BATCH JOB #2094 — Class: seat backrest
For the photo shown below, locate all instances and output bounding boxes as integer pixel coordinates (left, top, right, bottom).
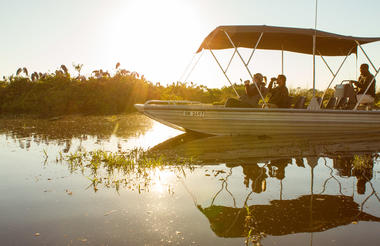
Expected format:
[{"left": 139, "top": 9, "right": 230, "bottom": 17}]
[{"left": 294, "top": 96, "right": 306, "bottom": 109}]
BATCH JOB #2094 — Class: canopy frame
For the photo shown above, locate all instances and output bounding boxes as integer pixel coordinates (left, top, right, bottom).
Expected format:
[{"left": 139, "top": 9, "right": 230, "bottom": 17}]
[
  {"left": 195, "top": 25, "right": 380, "bottom": 110},
  {"left": 223, "top": 30, "right": 268, "bottom": 107},
  {"left": 197, "top": 25, "right": 380, "bottom": 56},
  {"left": 207, "top": 42, "right": 240, "bottom": 97},
  {"left": 318, "top": 48, "right": 353, "bottom": 108}
]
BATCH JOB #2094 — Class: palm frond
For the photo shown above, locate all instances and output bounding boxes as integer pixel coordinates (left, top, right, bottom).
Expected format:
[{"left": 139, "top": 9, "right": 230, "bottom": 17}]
[
  {"left": 16, "top": 68, "right": 22, "bottom": 75},
  {"left": 61, "top": 65, "right": 68, "bottom": 74}
]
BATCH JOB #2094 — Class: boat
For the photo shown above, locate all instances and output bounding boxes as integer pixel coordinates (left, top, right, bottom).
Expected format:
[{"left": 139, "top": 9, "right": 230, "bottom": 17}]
[{"left": 135, "top": 25, "right": 380, "bottom": 136}]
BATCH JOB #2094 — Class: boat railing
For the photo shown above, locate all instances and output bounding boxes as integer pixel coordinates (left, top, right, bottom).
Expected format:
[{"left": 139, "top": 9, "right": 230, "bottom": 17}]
[
  {"left": 144, "top": 100, "right": 201, "bottom": 105},
  {"left": 339, "top": 79, "right": 356, "bottom": 85}
]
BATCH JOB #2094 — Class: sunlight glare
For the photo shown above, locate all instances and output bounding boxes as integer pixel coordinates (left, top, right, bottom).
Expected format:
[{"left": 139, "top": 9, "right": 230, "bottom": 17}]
[
  {"left": 106, "top": 0, "right": 201, "bottom": 84},
  {"left": 151, "top": 168, "right": 173, "bottom": 194},
  {"left": 127, "top": 120, "right": 182, "bottom": 150}
]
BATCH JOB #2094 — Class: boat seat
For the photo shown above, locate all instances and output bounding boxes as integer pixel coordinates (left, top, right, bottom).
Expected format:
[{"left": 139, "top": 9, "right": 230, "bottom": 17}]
[
  {"left": 294, "top": 96, "right": 306, "bottom": 109},
  {"left": 357, "top": 101, "right": 374, "bottom": 110},
  {"left": 336, "top": 97, "right": 349, "bottom": 109},
  {"left": 325, "top": 97, "right": 337, "bottom": 109}
]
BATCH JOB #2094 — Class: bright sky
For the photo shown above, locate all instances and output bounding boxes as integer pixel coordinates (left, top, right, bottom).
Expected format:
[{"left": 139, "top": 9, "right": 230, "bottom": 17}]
[{"left": 0, "top": 0, "right": 379, "bottom": 90}]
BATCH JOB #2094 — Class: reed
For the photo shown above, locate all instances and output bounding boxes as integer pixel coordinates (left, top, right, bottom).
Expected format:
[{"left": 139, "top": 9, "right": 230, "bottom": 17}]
[{"left": 60, "top": 148, "right": 196, "bottom": 193}]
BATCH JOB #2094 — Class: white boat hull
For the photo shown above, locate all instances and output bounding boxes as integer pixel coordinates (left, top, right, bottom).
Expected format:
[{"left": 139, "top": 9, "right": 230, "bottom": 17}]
[{"left": 135, "top": 103, "right": 380, "bottom": 136}]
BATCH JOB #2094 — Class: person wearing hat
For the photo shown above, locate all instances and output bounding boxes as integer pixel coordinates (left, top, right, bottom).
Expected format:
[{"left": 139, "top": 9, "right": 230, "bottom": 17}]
[
  {"left": 242, "top": 73, "right": 267, "bottom": 106},
  {"left": 245, "top": 73, "right": 267, "bottom": 98}
]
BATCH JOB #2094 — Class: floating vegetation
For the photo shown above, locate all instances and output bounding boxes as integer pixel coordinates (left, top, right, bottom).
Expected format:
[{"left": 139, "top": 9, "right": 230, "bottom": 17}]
[{"left": 59, "top": 148, "right": 197, "bottom": 193}]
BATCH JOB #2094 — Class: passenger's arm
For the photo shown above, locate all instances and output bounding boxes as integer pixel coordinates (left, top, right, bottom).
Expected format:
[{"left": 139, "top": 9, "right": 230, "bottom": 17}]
[
  {"left": 245, "top": 84, "right": 259, "bottom": 97},
  {"left": 268, "top": 81, "right": 274, "bottom": 92}
]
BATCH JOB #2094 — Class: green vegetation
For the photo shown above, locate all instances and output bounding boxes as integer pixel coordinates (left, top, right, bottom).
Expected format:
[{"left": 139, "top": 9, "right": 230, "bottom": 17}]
[
  {"left": 1, "top": 63, "right": 379, "bottom": 116},
  {"left": 1, "top": 65, "right": 161, "bottom": 116},
  {"left": 59, "top": 148, "right": 196, "bottom": 193}
]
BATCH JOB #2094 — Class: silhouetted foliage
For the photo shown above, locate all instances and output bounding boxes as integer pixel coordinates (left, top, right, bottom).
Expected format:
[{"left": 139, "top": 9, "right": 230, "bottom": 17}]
[{"left": 1, "top": 65, "right": 379, "bottom": 117}]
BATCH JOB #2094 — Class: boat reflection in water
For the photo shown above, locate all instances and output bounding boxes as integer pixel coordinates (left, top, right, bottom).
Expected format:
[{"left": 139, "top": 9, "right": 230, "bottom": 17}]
[{"left": 151, "top": 133, "right": 380, "bottom": 243}]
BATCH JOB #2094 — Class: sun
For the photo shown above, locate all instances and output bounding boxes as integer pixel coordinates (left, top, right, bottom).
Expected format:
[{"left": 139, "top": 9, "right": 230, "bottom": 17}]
[{"left": 104, "top": 0, "right": 202, "bottom": 84}]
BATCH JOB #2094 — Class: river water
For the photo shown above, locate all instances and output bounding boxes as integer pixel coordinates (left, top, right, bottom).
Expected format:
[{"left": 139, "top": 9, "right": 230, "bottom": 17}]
[{"left": 1, "top": 113, "right": 380, "bottom": 246}]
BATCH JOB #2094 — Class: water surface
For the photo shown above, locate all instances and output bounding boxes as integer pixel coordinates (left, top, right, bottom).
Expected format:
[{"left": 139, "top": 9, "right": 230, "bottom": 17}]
[{"left": 1, "top": 113, "right": 380, "bottom": 245}]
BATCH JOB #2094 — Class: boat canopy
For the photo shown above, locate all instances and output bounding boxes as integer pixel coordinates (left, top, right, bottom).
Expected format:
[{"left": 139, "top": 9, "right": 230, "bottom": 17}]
[{"left": 196, "top": 25, "right": 380, "bottom": 56}]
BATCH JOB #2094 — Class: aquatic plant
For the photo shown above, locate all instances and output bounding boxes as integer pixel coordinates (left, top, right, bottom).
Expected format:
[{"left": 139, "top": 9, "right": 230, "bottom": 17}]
[
  {"left": 244, "top": 206, "right": 266, "bottom": 246},
  {"left": 60, "top": 148, "right": 196, "bottom": 193}
]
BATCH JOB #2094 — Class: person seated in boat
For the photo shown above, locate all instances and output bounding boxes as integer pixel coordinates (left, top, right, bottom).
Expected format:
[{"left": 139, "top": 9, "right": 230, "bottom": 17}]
[
  {"left": 267, "top": 74, "right": 290, "bottom": 108},
  {"left": 243, "top": 72, "right": 267, "bottom": 102},
  {"left": 225, "top": 73, "right": 267, "bottom": 108},
  {"left": 351, "top": 63, "right": 376, "bottom": 105}
]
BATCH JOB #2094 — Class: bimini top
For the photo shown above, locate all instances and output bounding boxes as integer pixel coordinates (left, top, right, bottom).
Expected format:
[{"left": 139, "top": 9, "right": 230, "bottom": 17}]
[{"left": 196, "top": 25, "right": 380, "bottom": 56}]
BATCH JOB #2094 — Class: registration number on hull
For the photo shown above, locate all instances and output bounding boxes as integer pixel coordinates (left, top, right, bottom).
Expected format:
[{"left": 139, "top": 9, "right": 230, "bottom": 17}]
[{"left": 183, "top": 111, "right": 205, "bottom": 117}]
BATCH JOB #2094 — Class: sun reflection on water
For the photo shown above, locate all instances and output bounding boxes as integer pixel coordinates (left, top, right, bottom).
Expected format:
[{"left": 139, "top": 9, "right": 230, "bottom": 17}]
[
  {"left": 127, "top": 120, "right": 182, "bottom": 150},
  {"left": 151, "top": 169, "right": 174, "bottom": 194}
]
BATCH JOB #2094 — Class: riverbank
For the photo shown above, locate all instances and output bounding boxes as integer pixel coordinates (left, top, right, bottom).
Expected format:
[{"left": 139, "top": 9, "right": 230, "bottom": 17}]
[
  {"left": 0, "top": 72, "right": 228, "bottom": 117},
  {"left": 2, "top": 68, "right": 379, "bottom": 117}
]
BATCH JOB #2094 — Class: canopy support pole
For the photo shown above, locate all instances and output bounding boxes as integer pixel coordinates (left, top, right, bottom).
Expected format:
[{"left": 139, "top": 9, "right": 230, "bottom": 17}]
[
  {"left": 356, "top": 53, "right": 358, "bottom": 79},
  {"left": 281, "top": 46, "right": 284, "bottom": 74},
  {"left": 313, "top": 39, "right": 316, "bottom": 97},
  {"left": 318, "top": 48, "right": 353, "bottom": 107},
  {"left": 178, "top": 53, "right": 197, "bottom": 82},
  {"left": 183, "top": 49, "right": 204, "bottom": 83},
  {"left": 319, "top": 53, "right": 335, "bottom": 76},
  {"left": 356, "top": 41, "right": 379, "bottom": 72},
  {"left": 223, "top": 30, "right": 268, "bottom": 108},
  {"left": 312, "top": 36, "right": 316, "bottom": 97},
  {"left": 208, "top": 44, "right": 240, "bottom": 97},
  {"left": 354, "top": 66, "right": 380, "bottom": 110},
  {"left": 312, "top": 0, "right": 318, "bottom": 97},
  {"left": 247, "top": 32, "right": 263, "bottom": 66},
  {"left": 224, "top": 49, "right": 237, "bottom": 74}
]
